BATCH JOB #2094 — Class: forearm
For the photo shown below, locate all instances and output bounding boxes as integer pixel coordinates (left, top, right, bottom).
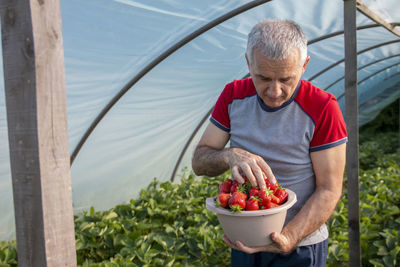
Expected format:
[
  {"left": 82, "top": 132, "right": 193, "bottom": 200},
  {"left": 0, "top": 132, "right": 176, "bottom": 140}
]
[
  {"left": 192, "top": 145, "right": 230, "bottom": 176},
  {"left": 282, "top": 186, "right": 342, "bottom": 245}
]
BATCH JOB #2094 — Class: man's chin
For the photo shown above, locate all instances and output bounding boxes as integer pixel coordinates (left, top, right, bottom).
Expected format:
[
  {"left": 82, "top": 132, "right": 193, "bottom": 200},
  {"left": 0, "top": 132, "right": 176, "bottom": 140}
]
[{"left": 263, "top": 100, "right": 284, "bottom": 108}]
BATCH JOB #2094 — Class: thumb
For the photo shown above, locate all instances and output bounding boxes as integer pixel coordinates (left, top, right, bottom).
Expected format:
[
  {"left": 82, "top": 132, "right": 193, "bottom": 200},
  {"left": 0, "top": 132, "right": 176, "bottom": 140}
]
[
  {"left": 270, "top": 231, "right": 294, "bottom": 253},
  {"left": 270, "top": 232, "right": 285, "bottom": 246}
]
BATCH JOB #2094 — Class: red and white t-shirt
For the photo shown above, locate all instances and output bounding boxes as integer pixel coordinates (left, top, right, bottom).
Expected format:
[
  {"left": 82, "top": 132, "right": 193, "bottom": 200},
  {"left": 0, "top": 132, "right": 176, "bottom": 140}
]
[{"left": 211, "top": 78, "right": 347, "bottom": 245}]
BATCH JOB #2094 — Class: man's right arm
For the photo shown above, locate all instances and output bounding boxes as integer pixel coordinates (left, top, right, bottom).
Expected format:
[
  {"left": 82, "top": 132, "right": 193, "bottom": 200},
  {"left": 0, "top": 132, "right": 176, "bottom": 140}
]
[{"left": 192, "top": 122, "right": 230, "bottom": 176}]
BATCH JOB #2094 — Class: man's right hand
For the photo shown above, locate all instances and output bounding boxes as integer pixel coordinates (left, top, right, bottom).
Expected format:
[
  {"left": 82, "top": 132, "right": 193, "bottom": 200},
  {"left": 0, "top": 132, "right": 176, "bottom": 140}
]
[
  {"left": 192, "top": 122, "right": 276, "bottom": 189},
  {"left": 227, "top": 147, "right": 276, "bottom": 190}
]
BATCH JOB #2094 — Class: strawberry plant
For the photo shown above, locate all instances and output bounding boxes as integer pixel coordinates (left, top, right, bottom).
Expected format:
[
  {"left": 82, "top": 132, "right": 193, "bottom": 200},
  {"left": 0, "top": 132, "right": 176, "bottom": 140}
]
[
  {"left": 327, "top": 131, "right": 400, "bottom": 267},
  {"left": 0, "top": 240, "right": 17, "bottom": 267},
  {"left": 73, "top": 169, "right": 231, "bottom": 266}
]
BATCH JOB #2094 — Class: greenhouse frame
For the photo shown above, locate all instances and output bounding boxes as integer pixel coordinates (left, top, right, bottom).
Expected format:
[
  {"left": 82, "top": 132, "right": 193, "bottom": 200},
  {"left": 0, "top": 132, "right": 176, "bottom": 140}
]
[{"left": 0, "top": 0, "right": 399, "bottom": 266}]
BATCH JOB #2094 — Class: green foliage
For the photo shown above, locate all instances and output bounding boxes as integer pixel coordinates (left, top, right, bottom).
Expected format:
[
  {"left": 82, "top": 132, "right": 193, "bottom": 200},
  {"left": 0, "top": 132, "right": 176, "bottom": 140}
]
[
  {"left": 0, "top": 240, "right": 17, "bottom": 267},
  {"left": 359, "top": 131, "right": 399, "bottom": 170},
  {"left": 72, "top": 169, "right": 231, "bottom": 266},
  {"left": 359, "top": 99, "right": 399, "bottom": 140},
  {"left": 327, "top": 129, "right": 400, "bottom": 266}
]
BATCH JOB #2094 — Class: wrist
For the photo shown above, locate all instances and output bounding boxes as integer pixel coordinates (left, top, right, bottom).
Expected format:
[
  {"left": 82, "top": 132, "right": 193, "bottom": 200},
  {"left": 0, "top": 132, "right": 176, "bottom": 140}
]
[
  {"left": 221, "top": 147, "right": 233, "bottom": 167},
  {"left": 281, "top": 226, "right": 300, "bottom": 248}
]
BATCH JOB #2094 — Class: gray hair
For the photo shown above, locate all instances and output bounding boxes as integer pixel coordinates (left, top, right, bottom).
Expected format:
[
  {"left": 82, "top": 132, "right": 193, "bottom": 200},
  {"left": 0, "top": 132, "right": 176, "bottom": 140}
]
[{"left": 246, "top": 19, "right": 308, "bottom": 66}]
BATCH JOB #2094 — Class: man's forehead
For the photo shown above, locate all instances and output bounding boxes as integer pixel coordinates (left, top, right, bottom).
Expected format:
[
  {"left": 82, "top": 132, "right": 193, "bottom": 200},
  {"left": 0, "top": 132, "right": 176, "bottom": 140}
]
[{"left": 252, "top": 47, "right": 301, "bottom": 62}]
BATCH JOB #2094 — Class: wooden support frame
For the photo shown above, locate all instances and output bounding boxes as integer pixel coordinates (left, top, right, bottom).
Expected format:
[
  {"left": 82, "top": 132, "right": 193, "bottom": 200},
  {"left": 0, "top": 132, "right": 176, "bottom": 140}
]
[
  {"left": 0, "top": 0, "right": 76, "bottom": 266},
  {"left": 344, "top": 0, "right": 361, "bottom": 266},
  {"left": 356, "top": 0, "right": 400, "bottom": 38}
]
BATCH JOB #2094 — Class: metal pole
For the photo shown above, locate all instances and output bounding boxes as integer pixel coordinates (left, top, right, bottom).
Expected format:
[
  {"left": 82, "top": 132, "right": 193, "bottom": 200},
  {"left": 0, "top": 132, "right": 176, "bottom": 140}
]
[{"left": 344, "top": 0, "right": 361, "bottom": 266}]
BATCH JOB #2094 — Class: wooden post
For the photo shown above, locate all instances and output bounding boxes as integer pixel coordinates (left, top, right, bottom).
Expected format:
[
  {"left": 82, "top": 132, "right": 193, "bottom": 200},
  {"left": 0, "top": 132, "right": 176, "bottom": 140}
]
[
  {"left": 343, "top": 0, "right": 361, "bottom": 266},
  {"left": 1, "top": 0, "right": 77, "bottom": 266}
]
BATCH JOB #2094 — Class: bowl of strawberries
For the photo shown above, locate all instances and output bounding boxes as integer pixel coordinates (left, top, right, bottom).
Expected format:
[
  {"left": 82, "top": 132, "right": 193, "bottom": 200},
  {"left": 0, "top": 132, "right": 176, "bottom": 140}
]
[{"left": 206, "top": 177, "right": 297, "bottom": 247}]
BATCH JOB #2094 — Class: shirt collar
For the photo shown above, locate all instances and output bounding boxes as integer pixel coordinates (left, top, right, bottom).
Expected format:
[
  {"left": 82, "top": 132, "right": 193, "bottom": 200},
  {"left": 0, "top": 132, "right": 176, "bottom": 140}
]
[{"left": 257, "top": 81, "right": 301, "bottom": 112}]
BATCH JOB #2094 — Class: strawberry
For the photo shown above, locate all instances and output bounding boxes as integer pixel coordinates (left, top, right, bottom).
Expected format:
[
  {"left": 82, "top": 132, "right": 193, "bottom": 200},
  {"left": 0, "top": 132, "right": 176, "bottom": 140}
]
[
  {"left": 257, "top": 188, "right": 272, "bottom": 208},
  {"left": 269, "top": 194, "right": 281, "bottom": 204},
  {"left": 214, "top": 177, "right": 288, "bottom": 212},
  {"left": 219, "top": 179, "right": 232, "bottom": 193},
  {"left": 269, "top": 202, "right": 280, "bottom": 209},
  {"left": 249, "top": 188, "right": 259, "bottom": 197},
  {"left": 265, "top": 178, "right": 278, "bottom": 193},
  {"left": 230, "top": 180, "right": 240, "bottom": 193},
  {"left": 258, "top": 187, "right": 280, "bottom": 206},
  {"left": 240, "top": 173, "right": 248, "bottom": 182},
  {"left": 274, "top": 186, "right": 288, "bottom": 204},
  {"left": 216, "top": 193, "right": 231, "bottom": 208},
  {"left": 228, "top": 191, "right": 247, "bottom": 212},
  {"left": 245, "top": 196, "right": 261, "bottom": 211}
]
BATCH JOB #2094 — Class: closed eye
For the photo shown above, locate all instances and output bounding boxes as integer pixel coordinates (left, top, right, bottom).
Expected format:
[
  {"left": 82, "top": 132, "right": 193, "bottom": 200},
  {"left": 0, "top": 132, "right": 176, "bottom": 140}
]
[
  {"left": 256, "top": 74, "right": 271, "bottom": 81},
  {"left": 279, "top": 77, "right": 291, "bottom": 83}
]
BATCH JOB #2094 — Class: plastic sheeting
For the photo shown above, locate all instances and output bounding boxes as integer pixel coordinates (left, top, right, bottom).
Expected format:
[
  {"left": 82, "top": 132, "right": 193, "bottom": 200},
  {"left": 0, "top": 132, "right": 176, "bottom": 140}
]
[{"left": 0, "top": 0, "right": 399, "bottom": 240}]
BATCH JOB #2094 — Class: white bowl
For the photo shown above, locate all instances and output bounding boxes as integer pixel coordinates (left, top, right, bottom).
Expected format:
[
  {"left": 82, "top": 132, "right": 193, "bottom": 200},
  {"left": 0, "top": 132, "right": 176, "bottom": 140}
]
[{"left": 206, "top": 189, "right": 297, "bottom": 247}]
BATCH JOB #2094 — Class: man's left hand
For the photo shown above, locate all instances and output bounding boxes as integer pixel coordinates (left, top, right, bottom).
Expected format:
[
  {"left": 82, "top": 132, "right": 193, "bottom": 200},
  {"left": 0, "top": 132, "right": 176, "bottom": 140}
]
[{"left": 222, "top": 231, "right": 296, "bottom": 254}]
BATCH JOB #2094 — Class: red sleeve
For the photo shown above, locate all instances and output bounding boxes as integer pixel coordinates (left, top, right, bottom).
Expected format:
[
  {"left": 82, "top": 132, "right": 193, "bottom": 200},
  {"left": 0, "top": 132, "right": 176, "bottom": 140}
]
[
  {"left": 210, "top": 83, "right": 233, "bottom": 132},
  {"left": 309, "top": 97, "right": 348, "bottom": 152}
]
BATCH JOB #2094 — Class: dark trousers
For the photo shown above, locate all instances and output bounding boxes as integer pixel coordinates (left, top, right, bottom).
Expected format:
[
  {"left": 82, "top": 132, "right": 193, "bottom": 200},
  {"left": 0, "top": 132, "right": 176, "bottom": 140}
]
[{"left": 231, "top": 239, "right": 328, "bottom": 267}]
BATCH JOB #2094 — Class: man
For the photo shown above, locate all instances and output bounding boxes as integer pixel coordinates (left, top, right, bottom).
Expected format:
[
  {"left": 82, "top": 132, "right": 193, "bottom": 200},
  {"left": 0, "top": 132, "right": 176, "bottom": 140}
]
[{"left": 192, "top": 19, "right": 347, "bottom": 267}]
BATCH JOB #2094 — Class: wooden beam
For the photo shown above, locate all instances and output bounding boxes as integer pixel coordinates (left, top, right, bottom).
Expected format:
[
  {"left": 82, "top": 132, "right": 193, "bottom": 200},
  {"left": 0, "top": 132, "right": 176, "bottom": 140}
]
[
  {"left": 0, "top": 0, "right": 76, "bottom": 266},
  {"left": 356, "top": 0, "right": 400, "bottom": 38},
  {"left": 344, "top": 1, "right": 361, "bottom": 267}
]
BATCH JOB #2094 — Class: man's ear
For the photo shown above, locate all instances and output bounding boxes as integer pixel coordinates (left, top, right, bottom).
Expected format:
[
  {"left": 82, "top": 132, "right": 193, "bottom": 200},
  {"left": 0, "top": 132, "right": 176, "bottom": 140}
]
[
  {"left": 245, "top": 53, "right": 250, "bottom": 68},
  {"left": 302, "top": 56, "right": 310, "bottom": 74}
]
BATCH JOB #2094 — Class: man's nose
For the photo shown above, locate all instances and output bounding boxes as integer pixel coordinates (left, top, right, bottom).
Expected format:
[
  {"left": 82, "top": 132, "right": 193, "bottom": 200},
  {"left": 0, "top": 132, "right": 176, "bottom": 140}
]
[{"left": 268, "top": 81, "right": 281, "bottom": 97}]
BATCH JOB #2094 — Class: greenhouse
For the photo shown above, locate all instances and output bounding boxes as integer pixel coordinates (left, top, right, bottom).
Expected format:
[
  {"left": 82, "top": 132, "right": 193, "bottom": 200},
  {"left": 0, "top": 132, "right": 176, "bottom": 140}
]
[{"left": 0, "top": 0, "right": 399, "bottom": 266}]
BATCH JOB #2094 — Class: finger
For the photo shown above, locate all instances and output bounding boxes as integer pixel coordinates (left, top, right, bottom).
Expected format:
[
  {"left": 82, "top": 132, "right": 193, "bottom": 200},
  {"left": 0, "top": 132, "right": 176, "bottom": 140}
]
[
  {"left": 231, "top": 166, "right": 245, "bottom": 184},
  {"left": 259, "top": 162, "right": 277, "bottom": 184},
  {"left": 236, "top": 240, "right": 279, "bottom": 254},
  {"left": 234, "top": 240, "right": 260, "bottom": 254},
  {"left": 270, "top": 232, "right": 284, "bottom": 246},
  {"left": 239, "top": 164, "right": 257, "bottom": 187},
  {"left": 232, "top": 236, "right": 285, "bottom": 254},
  {"left": 270, "top": 232, "right": 291, "bottom": 253},
  {"left": 253, "top": 167, "right": 266, "bottom": 190},
  {"left": 223, "top": 235, "right": 238, "bottom": 249}
]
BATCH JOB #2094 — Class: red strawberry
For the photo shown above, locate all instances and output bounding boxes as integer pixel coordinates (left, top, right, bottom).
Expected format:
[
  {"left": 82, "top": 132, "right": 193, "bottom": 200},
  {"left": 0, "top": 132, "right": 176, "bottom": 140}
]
[
  {"left": 216, "top": 193, "right": 231, "bottom": 208},
  {"left": 269, "top": 202, "right": 280, "bottom": 209},
  {"left": 269, "top": 194, "right": 281, "bottom": 204},
  {"left": 245, "top": 196, "right": 260, "bottom": 211},
  {"left": 274, "top": 186, "right": 288, "bottom": 204},
  {"left": 258, "top": 188, "right": 273, "bottom": 208},
  {"left": 258, "top": 187, "right": 281, "bottom": 206},
  {"left": 249, "top": 188, "right": 259, "bottom": 197},
  {"left": 265, "top": 178, "right": 278, "bottom": 193},
  {"left": 228, "top": 191, "right": 247, "bottom": 212},
  {"left": 219, "top": 179, "right": 232, "bottom": 193},
  {"left": 230, "top": 180, "right": 240, "bottom": 193}
]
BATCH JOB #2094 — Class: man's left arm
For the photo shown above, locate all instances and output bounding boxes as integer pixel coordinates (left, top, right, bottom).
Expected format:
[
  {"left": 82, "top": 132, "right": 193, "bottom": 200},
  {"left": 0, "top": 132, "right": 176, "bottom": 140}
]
[{"left": 225, "top": 143, "right": 346, "bottom": 253}]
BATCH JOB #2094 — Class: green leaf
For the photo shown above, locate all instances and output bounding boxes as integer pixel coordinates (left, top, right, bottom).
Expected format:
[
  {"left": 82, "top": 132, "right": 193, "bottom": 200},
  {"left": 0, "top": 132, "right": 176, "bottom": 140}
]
[
  {"left": 369, "top": 259, "right": 385, "bottom": 267},
  {"left": 103, "top": 211, "right": 118, "bottom": 221}
]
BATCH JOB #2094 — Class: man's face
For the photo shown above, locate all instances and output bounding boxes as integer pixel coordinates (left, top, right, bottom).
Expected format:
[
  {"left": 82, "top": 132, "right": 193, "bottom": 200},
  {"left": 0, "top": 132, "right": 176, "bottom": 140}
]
[{"left": 246, "top": 48, "right": 309, "bottom": 108}]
